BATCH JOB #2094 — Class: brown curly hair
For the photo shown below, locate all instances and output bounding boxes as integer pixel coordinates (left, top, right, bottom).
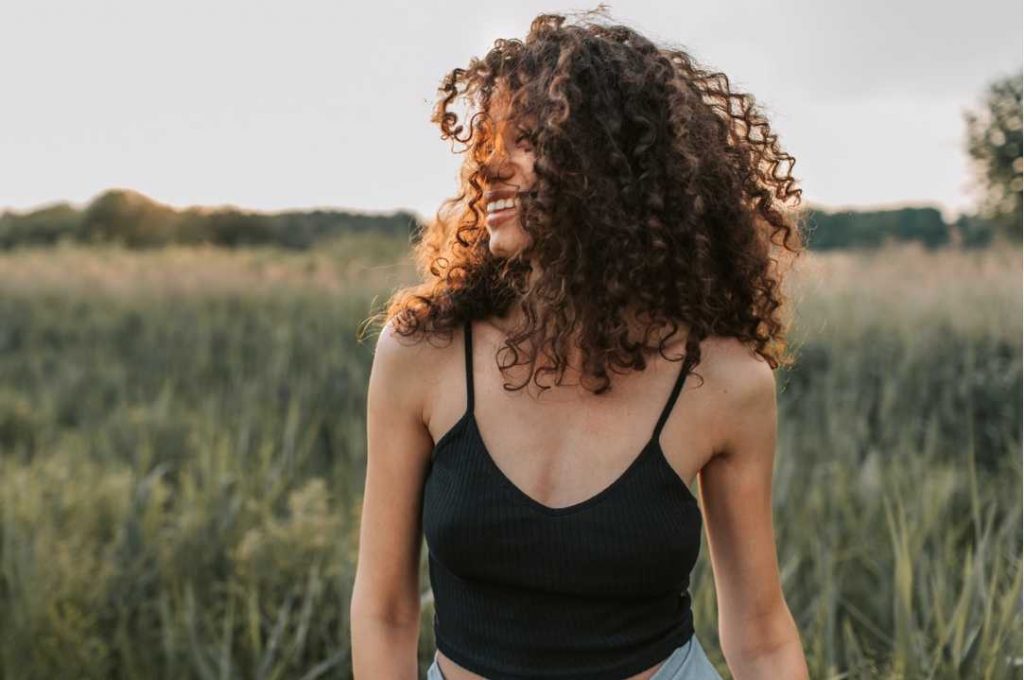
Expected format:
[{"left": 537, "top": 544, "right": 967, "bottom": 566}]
[{"left": 367, "top": 7, "right": 806, "bottom": 395}]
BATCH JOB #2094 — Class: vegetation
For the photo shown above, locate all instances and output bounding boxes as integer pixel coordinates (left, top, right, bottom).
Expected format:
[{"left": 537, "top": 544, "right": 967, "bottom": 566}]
[
  {"left": 801, "top": 206, "right": 952, "bottom": 250},
  {"left": 2, "top": 188, "right": 1007, "bottom": 253},
  {"left": 0, "top": 189, "right": 420, "bottom": 250},
  {"left": 0, "top": 238, "right": 1019, "bottom": 679},
  {"left": 964, "top": 69, "right": 1023, "bottom": 243}
]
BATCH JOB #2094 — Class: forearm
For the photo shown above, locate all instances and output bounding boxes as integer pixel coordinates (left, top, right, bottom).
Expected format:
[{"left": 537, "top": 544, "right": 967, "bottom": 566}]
[
  {"left": 350, "top": 613, "right": 421, "bottom": 680},
  {"left": 720, "top": 603, "right": 809, "bottom": 680},
  {"left": 726, "top": 636, "right": 809, "bottom": 680}
]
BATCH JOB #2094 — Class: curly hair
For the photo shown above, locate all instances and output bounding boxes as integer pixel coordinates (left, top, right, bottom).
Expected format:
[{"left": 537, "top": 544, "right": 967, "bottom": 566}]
[{"left": 368, "top": 7, "right": 806, "bottom": 395}]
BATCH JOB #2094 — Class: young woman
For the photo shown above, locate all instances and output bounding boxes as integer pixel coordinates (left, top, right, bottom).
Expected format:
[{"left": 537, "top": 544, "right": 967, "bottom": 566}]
[{"left": 352, "top": 10, "right": 810, "bottom": 680}]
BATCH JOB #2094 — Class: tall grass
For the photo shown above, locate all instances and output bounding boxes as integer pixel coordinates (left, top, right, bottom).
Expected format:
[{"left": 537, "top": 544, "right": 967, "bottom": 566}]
[{"left": 0, "top": 241, "right": 1019, "bottom": 679}]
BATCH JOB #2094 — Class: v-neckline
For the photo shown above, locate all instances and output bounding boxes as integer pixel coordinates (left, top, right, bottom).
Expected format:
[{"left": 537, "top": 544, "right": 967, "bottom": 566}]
[
  {"left": 466, "top": 411, "right": 689, "bottom": 517},
  {"left": 432, "top": 316, "right": 699, "bottom": 517}
]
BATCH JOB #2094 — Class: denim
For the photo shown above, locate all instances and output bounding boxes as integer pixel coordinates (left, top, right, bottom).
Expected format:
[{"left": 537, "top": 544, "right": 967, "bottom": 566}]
[{"left": 426, "top": 635, "right": 723, "bottom": 679}]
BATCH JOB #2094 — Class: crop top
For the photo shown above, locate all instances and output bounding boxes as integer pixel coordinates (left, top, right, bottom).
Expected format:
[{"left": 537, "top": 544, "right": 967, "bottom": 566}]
[{"left": 421, "top": 318, "right": 703, "bottom": 680}]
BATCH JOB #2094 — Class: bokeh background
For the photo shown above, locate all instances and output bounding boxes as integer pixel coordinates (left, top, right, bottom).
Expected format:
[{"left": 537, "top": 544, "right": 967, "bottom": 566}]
[{"left": 0, "top": 2, "right": 1021, "bottom": 679}]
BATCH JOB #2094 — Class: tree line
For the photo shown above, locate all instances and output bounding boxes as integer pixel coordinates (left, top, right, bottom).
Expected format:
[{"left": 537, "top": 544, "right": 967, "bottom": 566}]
[
  {"left": 0, "top": 188, "right": 420, "bottom": 250},
  {"left": 0, "top": 186, "right": 1014, "bottom": 252}
]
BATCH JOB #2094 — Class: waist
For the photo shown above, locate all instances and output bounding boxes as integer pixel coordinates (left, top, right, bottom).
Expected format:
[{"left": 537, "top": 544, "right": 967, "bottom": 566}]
[
  {"left": 432, "top": 617, "right": 694, "bottom": 680},
  {"left": 429, "top": 562, "right": 696, "bottom": 679}
]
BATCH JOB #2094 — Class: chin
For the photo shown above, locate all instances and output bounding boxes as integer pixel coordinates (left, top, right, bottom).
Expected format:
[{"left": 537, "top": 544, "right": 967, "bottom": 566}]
[
  {"left": 488, "top": 240, "right": 515, "bottom": 258},
  {"left": 488, "top": 233, "right": 531, "bottom": 258}
]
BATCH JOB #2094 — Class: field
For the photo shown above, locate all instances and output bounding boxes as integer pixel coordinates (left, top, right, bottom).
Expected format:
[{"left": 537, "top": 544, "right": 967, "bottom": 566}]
[{"left": 0, "top": 238, "right": 1020, "bottom": 679}]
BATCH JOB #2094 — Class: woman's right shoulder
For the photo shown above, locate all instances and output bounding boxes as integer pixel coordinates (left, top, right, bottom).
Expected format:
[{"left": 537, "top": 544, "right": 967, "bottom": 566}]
[
  {"left": 370, "top": 319, "right": 464, "bottom": 425},
  {"left": 373, "top": 318, "right": 463, "bottom": 366}
]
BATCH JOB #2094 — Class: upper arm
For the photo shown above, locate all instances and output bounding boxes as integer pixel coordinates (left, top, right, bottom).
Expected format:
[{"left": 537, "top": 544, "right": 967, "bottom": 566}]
[
  {"left": 349, "top": 319, "right": 437, "bottom": 626},
  {"left": 699, "top": 344, "right": 789, "bottom": 653}
]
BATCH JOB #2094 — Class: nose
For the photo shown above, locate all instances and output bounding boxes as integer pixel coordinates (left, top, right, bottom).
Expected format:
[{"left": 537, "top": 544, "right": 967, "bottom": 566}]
[{"left": 482, "top": 142, "right": 516, "bottom": 184}]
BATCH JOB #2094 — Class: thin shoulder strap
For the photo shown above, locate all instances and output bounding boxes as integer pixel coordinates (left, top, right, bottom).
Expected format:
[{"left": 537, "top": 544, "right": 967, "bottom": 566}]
[
  {"left": 652, "top": 355, "right": 692, "bottom": 440},
  {"left": 463, "top": 318, "right": 475, "bottom": 414}
]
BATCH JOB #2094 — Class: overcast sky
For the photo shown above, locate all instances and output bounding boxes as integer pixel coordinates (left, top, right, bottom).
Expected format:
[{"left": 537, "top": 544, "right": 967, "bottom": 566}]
[{"left": 2, "top": 1, "right": 1020, "bottom": 222}]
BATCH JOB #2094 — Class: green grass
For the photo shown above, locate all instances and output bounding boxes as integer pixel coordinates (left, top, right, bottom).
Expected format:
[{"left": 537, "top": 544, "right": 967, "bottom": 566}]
[{"left": 0, "top": 241, "right": 1019, "bottom": 679}]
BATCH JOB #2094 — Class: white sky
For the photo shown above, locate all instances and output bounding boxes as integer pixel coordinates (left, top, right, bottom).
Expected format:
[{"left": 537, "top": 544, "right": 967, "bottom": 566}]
[{"left": 1, "top": 1, "right": 1021, "bottom": 223}]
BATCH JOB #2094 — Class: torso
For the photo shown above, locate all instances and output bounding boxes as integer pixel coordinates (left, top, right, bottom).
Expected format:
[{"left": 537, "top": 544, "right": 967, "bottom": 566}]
[{"left": 423, "top": 318, "right": 724, "bottom": 680}]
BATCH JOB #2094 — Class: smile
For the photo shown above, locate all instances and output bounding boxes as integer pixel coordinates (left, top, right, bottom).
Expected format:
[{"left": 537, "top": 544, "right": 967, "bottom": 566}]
[{"left": 486, "top": 206, "right": 517, "bottom": 228}]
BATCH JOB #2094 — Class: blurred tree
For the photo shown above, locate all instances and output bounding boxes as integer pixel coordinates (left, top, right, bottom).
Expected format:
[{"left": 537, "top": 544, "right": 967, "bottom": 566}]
[
  {"left": 803, "top": 205, "right": 949, "bottom": 250},
  {"left": 0, "top": 202, "right": 81, "bottom": 248},
  {"left": 964, "top": 69, "right": 1023, "bottom": 242},
  {"left": 80, "top": 189, "right": 182, "bottom": 247}
]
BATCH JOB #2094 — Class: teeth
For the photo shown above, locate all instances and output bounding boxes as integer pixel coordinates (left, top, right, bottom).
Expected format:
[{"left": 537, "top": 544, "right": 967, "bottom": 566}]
[{"left": 486, "top": 197, "right": 517, "bottom": 213}]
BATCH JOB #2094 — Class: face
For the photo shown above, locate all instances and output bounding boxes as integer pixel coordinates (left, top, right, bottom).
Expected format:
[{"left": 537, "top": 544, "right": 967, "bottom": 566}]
[{"left": 480, "top": 93, "right": 538, "bottom": 259}]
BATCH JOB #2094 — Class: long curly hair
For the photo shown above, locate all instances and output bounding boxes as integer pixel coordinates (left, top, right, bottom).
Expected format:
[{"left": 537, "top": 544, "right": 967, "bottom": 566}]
[{"left": 367, "top": 8, "right": 806, "bottom": 395}]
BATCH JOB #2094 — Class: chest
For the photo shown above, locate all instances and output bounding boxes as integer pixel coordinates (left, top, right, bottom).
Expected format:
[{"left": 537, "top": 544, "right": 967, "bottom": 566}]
[{"left": 422, "top": 412, "right": 704, "bottom": 598}]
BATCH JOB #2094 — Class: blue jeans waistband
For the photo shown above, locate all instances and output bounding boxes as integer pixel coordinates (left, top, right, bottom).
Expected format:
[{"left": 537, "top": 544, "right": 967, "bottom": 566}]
[{"left": 425, "top": 635, "right": 722, "bottom": 679}]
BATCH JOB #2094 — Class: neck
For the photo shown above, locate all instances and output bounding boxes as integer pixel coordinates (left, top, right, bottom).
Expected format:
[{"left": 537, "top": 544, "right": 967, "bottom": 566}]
[
  {"left": 487, "top": 260, "right": 689, "bottom": 364},
  {"left": 488, "top": 308, "right": 689, "bottom": 368}
]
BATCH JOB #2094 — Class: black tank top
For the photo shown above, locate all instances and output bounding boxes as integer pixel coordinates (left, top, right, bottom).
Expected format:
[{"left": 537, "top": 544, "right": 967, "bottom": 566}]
[{"left": 422, "top": 318, "right": 702, "bottom": 680}]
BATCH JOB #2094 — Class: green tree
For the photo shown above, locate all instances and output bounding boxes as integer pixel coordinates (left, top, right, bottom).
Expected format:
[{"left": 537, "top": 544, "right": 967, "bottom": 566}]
[
  {"left": 964, "top": 69, "right": 1023, "bottom": 242},
  {"left": 80, "top": 189, "right": 183, "bottom": 247}
]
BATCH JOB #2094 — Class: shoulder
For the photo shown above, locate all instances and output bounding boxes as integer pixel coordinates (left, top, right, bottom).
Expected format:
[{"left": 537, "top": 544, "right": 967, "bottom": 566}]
[
  {"left": 372, "top": 318, "right": 440, "bottom": 369},
  {"left": 699, "top": 336, "right": 775, "bottom": 403},
  {"left": 370, "top": 319, "right": 461, "bottom": 426},
  {"left": 694, "top": 336, "right": 777, "bottom": 457}
]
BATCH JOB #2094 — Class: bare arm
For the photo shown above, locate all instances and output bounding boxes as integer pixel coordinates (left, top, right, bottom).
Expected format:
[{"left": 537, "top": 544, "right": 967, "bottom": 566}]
[
  {"left": 350, "top": 321, "right": 437, "bottom": 679},
  {"left": 700, "top": 346, "right": 809, "bottom": 679}
]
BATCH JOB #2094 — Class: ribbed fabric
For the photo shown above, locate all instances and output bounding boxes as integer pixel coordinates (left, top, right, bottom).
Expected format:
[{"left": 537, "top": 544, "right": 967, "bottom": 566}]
[{"left": 422, "top": 318, "right": 703, "bottom": 680}]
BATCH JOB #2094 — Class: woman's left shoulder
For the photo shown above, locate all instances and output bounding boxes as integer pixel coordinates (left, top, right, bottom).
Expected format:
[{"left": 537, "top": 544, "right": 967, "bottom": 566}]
[
  {"left": 693, "top": 335, "right": 776, "bottom": 410},
  {"left": 690, "top": 337, "right": 777, "bottom": 466}
]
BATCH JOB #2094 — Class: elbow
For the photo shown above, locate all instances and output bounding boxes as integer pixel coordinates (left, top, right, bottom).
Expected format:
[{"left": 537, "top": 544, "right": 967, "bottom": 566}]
[
  {"left": 719, "top": 597, "right": 801, "bottom": 663},
  {"left": 719, "top": 604, "right": 809, "bottom": 679},
  {"left": 350, "top": 595, "right": 422, "bottom": 631}
]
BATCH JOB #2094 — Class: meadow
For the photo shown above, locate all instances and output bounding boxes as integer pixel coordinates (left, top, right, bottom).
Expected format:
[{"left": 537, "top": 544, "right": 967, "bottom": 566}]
[{"left": 0, "top": 237, "right": 1020, "bottom": 679}]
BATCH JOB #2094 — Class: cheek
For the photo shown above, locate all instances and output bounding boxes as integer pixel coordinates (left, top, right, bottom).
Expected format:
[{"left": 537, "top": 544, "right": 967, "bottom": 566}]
[
  {"left": 511, "top": 151, "right": 536, "bottom": 184},
  {"left": 522, "top": 155, "right": 537, "bottom": 183}
]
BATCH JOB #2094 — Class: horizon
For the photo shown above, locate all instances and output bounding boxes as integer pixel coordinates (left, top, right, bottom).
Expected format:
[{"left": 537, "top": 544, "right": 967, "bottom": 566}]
[{"left": 0, "top": 186, "right": 974, "bottom": 225}]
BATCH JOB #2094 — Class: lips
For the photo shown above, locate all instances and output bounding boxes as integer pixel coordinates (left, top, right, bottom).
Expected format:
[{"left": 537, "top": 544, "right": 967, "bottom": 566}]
[
  {"left": 486, "top": 203, "right": 518, "bottom": 228},
  {"left": 484, "top": 188, "right": 519, "bottom": 202}
]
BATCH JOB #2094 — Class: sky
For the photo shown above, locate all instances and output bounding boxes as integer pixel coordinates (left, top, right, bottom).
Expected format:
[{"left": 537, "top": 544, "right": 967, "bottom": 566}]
[{"left": 1, "top": 1, "right": 1021, "bottom": 224}]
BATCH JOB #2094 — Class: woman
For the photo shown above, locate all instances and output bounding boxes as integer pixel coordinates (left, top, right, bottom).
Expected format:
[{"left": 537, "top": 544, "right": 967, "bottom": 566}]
[{"left": 352, "top": 9, "right": 810, "bottom": 679}]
